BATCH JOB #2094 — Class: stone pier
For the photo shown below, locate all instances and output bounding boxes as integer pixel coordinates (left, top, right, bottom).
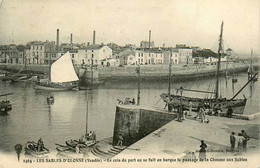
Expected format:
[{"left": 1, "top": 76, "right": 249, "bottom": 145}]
[
  {"left": 112, "top": 105, "right": 177, "bottom": 146},
  {"left": 79, "top": 69, "right": 100, "bottom": 86}
]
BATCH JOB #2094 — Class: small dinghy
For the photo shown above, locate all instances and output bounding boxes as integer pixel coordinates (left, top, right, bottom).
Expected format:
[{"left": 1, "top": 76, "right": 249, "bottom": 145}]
[
  {"left": 25, "top": 140, "right": 50, "bottom": 158},
  {"left": 65, "top": 135, "right": 96, "bottom": 148}
]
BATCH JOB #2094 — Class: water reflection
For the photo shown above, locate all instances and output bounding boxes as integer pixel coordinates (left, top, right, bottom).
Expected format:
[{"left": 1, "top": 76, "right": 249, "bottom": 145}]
[{"left": 0, "top": 72, "right": 259, "bottom": 153}]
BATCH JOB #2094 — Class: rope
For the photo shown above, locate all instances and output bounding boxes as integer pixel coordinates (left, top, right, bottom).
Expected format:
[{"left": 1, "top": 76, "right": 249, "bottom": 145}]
[
  {"left": 235, "top": 81, "right": 246, "bottom": 98},
  {"left": 154, "top": 97, "right": 162, "bottom": 107}
]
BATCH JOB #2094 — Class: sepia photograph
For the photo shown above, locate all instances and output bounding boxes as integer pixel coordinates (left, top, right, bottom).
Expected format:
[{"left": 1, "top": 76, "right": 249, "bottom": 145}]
[{"left": 0, "top": 0, "right": 259, "bottom": 167}]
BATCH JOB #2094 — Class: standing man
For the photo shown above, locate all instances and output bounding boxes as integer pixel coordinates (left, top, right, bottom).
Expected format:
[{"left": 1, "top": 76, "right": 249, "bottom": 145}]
[
  {"left": 230, "top": 132, "right": 236, "bottom": 152},
  {"left": 241, "top": 130, "right": 250, "bottom": 152},
  {"left": 199, "top": 140, "right": 207, "bottom": 160},
  {"left": 188, "top": 101, "right": 192, "bottom": 116},
  {"left": 177, "top": 105, "right": 183, "bottom": 122},
  {"left": 37, "top": 138, "right": 44, "bottom": 152},
  {"left": 226, "top": 107, "right": 233, "bottom": 118},
  {"left": 117, "top": 133, "right": 124, "bottom": 146}
]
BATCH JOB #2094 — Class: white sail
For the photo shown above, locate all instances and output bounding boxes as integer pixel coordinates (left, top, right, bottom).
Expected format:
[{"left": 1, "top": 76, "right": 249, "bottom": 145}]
[{"left": 51, "top": 52, "right": 79, "bottom": 83}]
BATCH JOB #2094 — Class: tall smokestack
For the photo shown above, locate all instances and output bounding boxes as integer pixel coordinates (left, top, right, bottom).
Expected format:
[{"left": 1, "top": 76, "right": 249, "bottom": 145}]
[
  {"left": 70, "top": 33, "right": 73, "bottom": 47},
  {"left": 149, "top": 30, "right": 151, "bottom": 49},
  {"left": 93, "top": 30, "right": 96, "bottom": 44},
  {"left": 56, "top": 29, "right": 59, "bottom": 50}
]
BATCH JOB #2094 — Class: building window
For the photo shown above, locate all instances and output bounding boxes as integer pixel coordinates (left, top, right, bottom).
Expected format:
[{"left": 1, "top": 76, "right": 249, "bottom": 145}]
[
  {"left": 36, "top": 46, "right": 38, "bottom": 50},
  {"left": 40, "top": 46, "right": 42, "bottom": 50},
  {"left": 72, "top": 54, "right": 74, "bottom": 58}
]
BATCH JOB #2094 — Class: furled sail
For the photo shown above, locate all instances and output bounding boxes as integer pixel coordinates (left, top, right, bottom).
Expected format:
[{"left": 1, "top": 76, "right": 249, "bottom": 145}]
[{"left": 51, "top": 52, "right": 79, "bottom": 83}]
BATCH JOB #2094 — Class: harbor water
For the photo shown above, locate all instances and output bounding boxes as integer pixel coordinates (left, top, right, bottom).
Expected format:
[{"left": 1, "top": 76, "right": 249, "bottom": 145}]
[{"left": 0, "top": 72, "right": 259, "bottom": 154}]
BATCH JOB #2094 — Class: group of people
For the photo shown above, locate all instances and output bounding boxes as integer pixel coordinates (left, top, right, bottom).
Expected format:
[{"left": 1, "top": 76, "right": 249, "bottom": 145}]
[
  {"left": 230, "top": 130, "right": 250, "bottom": 153},
  {"left": 79, "top": 131, "right": 96, "bottom": 143},
  {"left": 117, "top": 98, "right": 135, "bottom": 105},
  {"left": 27, "top": 138, "right": 45, "bottom": 152}
]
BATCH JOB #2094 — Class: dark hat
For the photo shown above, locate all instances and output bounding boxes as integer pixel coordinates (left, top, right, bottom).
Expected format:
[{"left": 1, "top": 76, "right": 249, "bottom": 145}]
[{"left": 231, "top": 132, "right": 235, "bottom": 135}]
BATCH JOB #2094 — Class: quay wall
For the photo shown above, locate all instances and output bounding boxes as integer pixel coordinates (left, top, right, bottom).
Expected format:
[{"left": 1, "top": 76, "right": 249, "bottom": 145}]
[
  {"left": 112, "top": 105, "right": 177, "bottom": 146},
  {"left": 0, "top": 62, "right": 259, "bottom": 82}
]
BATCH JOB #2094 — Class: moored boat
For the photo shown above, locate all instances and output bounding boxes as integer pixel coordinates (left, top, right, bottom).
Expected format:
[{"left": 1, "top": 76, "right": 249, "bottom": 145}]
[
  {"left": 65, "top": 133, "right": 96, "bottom": 148},
  {"left": 34, "top": 51, "right": 79, "bottom": 91},
  {"left": 0, "top": 93, "right": 13, "bottom": 114},
  {"left": 161, "top": 22, "right": 257, "bottom": 115},
  {"left": 25, "top": 141, "right": 50, "bottom": 158},
  {"left": 10, "top": 74, "right": 33, "bottom": 83}
]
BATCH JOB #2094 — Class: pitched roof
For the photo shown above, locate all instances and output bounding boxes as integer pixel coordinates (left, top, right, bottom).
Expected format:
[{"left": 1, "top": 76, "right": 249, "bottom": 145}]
[
  {"left": 30, "top": 41, "right": 48, "bottom": 45},
  {"left": 84, "top": 44, "right": 104, "bottom": 50}
]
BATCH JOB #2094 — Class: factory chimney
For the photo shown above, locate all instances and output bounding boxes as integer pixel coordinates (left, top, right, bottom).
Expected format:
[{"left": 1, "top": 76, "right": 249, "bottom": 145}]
[
  {"left": 149, "top": 30, "right": 151, "bottom": 49},
  {"left": 56, "top": 29, "right": 59, "bottom": 50},
  {"left": 93, "top": 30, "right": 96, "bottom": 44},
  {"left": 70, "top": 33, "right": 73, "bottom": 47}
]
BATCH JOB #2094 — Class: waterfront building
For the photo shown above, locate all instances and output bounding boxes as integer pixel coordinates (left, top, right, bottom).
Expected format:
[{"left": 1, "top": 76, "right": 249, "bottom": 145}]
[
  {"left": 69, "top": 50, "right": 79, "bottom": 65},
  {"left": 0, "top": 45, "right": 11, "bottom": 63},
  {"left": 24, "top": 46, "right": 32, "bottom": 64},
  {"left": 1, "top": 45, "right": 25, "bottom": 64},
  {"left": 173, "top": 45, "right": 193, "bottom": 64},
  {"left": 29, "top": 41, "right": 55, "bottom": 64},
  {"left": 135, "top": 49, "right": 165, "bottom": 65},
  {"left": 118, "top": 50, "right": 136, "bottom": 66},
  {"left": 135, "top": 49, "right": 150, "bottom": 65},
  {"left": 127, "top": 54, "right": 136, "bottom": 65},
  {"left": 163, "top": 50, "right": 179, "bottom": 64},
  {"left": 100, "top": 58, "right": 120, "bottom": 67},
  {"left": 153, "top": 51, "right": 164, "bottom": 64},
  {"left": 44, "top": 50, "right": 64, "bottom": 65},
  {"left": 77, "top": 44, "right": 112, "bottom": 66}
]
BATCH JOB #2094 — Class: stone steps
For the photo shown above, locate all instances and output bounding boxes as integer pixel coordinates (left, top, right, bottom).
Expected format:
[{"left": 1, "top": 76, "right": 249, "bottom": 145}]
[{"left": 91, "top": 145, "right": 126, "bottom": 159}]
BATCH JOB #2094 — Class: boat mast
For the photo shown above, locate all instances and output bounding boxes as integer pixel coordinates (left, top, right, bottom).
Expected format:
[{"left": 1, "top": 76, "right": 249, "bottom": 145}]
[
  {"left": 250, "top": 49, "right": 253, "bottom": 79},
  {"left": 86, "top": 90, "right": 89, "bottom": 134},
  {"left": 24, "top": 52, "right": 27, "bottom": 72},
  {"left": 49, "top": 52, "right": 51, "bottom": 81},
  {"left": 137, "top": 63, "right": 140, "bottom": 105},
  {"left": 168, "top": 49, "right": 172, "bottom": 96},
  {"left": 215, "top": 21, "right": 224, "bottom": 100}
]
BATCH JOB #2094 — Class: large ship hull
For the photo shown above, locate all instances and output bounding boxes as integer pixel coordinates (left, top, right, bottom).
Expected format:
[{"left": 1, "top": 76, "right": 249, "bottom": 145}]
[
  {"left": 34, "top": 83, "right": 77, "bottom": 91},
  {"left": 160, "top": 93, "right": 247, "bottom": 114}
]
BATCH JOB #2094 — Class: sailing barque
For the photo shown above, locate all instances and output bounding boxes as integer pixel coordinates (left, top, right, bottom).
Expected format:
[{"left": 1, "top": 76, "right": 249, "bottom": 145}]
[
  {"left": 34, "top": 51, "right": 79, "bottom": 91},
  {"left": 161, "top": 22, "right": 257, "bottom": 115}
]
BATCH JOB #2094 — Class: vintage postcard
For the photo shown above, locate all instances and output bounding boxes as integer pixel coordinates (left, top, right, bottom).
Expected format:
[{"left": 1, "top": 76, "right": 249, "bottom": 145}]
[{"left": 0, "top": 0, "right": 259, "bottom": 167}]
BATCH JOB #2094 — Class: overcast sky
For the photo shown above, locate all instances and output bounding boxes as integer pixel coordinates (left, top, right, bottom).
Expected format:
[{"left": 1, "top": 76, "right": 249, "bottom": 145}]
[{"left": 0, "top": 0, "right": 259, "bottom": 54}]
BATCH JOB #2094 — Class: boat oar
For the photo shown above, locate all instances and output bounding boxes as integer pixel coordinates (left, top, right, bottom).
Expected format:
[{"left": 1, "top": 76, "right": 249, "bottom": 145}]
[
  {"left": 55, "top": 143, "right": 67, "bottom": 147},
  {"left": 125, "top": 148, "right": 140, "bottom": 151},
  {"left": 73, "top": 140, "right": 88, "bottom": 146}
]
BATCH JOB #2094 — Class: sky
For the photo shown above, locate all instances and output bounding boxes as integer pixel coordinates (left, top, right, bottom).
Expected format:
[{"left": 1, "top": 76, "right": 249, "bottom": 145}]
[{"left": 0, "top": 0, "right": 259, "bottom": 55}]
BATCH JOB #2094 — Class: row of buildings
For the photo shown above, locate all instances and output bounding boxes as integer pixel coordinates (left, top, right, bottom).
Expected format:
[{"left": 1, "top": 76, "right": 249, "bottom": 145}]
[{"left": 0, "top": 42, "right": 235, "bottom": 67}]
